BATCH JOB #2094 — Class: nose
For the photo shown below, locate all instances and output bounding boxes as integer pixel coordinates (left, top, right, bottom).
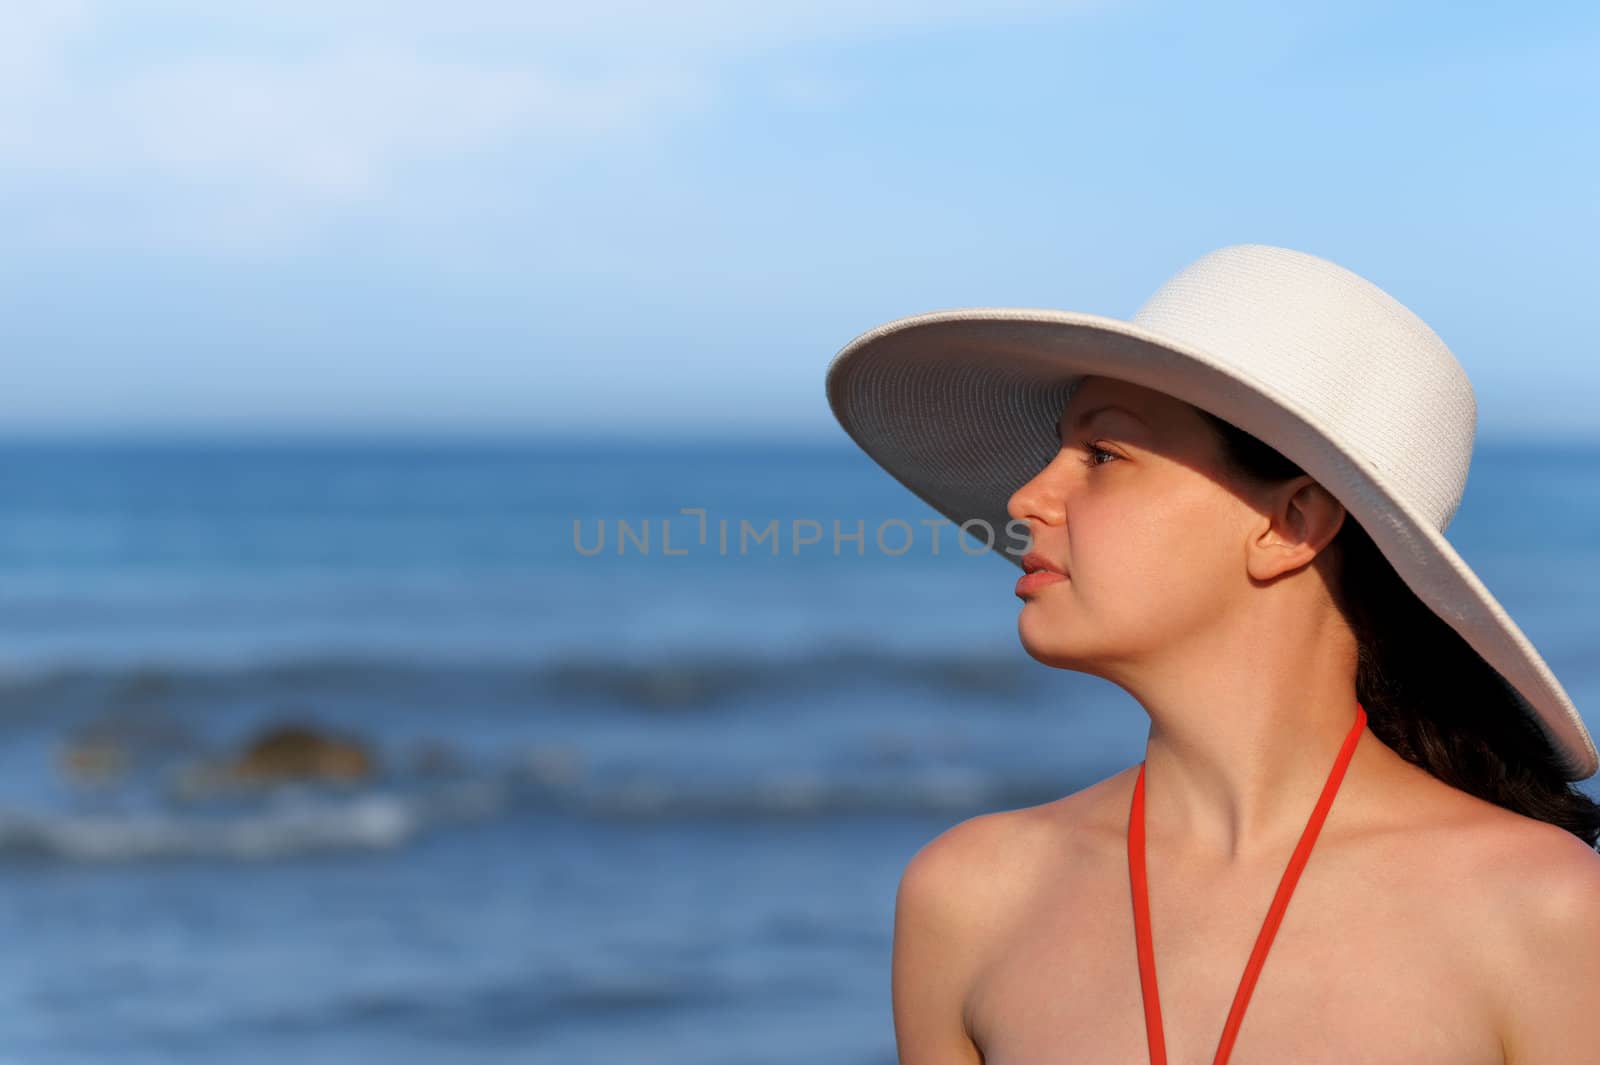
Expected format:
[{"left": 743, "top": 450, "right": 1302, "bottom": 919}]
[{"left": 1006, "top": 453, "right": 1070, "bottom": 528}]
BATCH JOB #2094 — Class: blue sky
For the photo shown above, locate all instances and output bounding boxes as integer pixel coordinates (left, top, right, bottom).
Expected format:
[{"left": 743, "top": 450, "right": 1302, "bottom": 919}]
[{"left": 2, "top": 1, "right": 1597, "bottom": 441}]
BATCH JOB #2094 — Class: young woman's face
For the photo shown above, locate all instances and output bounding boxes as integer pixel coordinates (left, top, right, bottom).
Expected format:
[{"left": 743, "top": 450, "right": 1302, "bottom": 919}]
[{"left": 1006, "top": 375, "right": 1266, "bottom": 677}]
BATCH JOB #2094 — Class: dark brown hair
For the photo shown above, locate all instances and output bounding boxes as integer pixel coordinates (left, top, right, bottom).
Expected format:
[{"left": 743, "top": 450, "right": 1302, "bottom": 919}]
[{"left": 1196, "top": 409, "right": 1600, "bottom": 848}]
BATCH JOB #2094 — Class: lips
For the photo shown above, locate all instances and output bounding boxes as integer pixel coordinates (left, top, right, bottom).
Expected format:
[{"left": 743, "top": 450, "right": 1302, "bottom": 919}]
[
  {"left": 1015, "top": 551, "right": 1069, "bottom": 599},
  {"left": 1020, "top": 552, "right": 1067, "bottom": 577},
  {"left": 1015, "top": 569, "right": 1067, "bottom": 597}
]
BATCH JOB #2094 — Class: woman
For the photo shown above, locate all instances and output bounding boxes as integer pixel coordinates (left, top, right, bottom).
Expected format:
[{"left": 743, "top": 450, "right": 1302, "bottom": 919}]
[{"left": 824, "top": 245, "right": 1600, "bottom": 1064}]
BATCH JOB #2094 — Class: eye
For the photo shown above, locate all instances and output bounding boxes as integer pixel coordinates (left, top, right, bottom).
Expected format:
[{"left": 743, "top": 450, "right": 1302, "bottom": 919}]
[{"left": 1079, "top": 441, "right": 1119, "bottom": 469}]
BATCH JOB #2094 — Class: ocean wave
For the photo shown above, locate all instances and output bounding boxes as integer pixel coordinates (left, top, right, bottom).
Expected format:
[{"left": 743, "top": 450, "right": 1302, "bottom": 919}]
[
  {"left": 0, "top": 643, "right": 1040, "bottom": 719},
  {"left": 0, "top": 761, "right": 1076, "bottom": 865},
  {"left": 0, "top": 779, "right": 509, "bottom": 863},
  {"left": 576, "top": 765, "right": 1055, "bottom": 818}
]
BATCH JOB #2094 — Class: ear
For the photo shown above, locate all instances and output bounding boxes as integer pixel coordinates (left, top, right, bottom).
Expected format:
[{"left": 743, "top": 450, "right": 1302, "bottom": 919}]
[{"left": 1245, "top": 476, "right": 1347, "bottom": 582}]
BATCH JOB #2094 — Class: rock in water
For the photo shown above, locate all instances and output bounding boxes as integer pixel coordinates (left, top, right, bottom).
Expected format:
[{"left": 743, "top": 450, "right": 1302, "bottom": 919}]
[{"left": 231, "top": 724, "right": 375, "bottom": 783}]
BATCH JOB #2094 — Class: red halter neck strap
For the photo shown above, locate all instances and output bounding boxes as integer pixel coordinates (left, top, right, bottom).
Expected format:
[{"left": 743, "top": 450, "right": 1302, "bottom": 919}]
[{"left": 1128, "top": 701, "right": 1367, "bottom": 1065}]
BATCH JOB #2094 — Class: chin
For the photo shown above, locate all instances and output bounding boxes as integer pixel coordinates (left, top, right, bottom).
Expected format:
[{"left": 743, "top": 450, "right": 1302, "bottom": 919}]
[
  {"left": 1015, "top": 613, "right": 1082, "bottom": 669},
  {"left": 1019, "top": 643, "right": 1088, "bottom": 672}
]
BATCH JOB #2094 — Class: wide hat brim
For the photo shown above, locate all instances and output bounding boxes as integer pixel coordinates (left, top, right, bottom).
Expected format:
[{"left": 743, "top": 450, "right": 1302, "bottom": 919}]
[{"left": 825, "top": 307, "right": 1599, "bottom": 782}]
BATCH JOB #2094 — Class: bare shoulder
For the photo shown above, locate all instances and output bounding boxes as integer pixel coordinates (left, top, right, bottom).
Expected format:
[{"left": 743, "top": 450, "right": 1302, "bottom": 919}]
[
  {"left": 1306, "top": 764, "right": 1600, "bottom": 1064},
  {"left": 891, "top": 808, "right": 1028, "bottom": 1065},
  {"left": 890, "top": 770, "right": 1132, "bottom": 1064},
  {"left": 895, "top": 794, "right": 1080, "bottom": 927},
  {"left": 897, "top": 765, "right": 1135, "bottom": 927},
  {"left": 1470, "top": 811, "right": 1600, "bottom": 1065},
  {"left": 1440, "top": 793, "right": 1600, "bottom": 916}
]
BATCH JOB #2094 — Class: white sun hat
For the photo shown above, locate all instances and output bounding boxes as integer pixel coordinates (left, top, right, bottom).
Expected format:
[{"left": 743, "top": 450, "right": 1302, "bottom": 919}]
[{"left": 824, "top": 242, "right": 1597, "bottom": 781}]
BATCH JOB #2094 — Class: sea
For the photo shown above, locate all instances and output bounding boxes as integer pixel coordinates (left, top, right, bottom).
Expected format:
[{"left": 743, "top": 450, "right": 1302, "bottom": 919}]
[{"left": 0, "top": 435, "right": 1596, "bottom": 1065}]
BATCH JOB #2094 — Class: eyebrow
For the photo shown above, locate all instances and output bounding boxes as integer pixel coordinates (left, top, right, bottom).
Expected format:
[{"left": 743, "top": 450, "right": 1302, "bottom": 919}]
[{"left": 1061, "top": 404, "right": 1149, "bottom": 436}]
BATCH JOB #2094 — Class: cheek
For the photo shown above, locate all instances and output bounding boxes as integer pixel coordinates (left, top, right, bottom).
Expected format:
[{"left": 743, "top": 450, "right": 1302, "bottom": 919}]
[{"left": 1071, "top": 493, "right": 1240, "bottom": 622}]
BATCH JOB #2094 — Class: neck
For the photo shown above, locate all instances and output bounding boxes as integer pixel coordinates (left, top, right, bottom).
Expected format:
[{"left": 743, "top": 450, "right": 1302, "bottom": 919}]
[{"left": 1124, "top": 599, "right": 1373, "bottom": 863}]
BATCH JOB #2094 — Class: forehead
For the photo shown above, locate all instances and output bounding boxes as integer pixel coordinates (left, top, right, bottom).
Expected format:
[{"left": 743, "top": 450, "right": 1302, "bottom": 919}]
[{"left": 1058, "top": 376, "right": 1167, "bottom": 429}]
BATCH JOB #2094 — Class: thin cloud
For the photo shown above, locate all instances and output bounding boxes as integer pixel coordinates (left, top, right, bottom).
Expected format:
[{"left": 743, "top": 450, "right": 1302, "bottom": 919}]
[{"left": 0, "top": 0, "right": 1083, "bottom": 253}]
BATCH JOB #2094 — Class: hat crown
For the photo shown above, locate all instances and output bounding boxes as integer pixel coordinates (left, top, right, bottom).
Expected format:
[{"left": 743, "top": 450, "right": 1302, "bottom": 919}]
[{"left": 1129, "top": 244, "right": 1476, "bottom": 531}]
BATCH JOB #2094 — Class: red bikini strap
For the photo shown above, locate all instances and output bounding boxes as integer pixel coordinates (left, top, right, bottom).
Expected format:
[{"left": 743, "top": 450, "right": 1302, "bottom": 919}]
[{"left": 1130, "top": 702, "right": 1367, "bottom": 1065}]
